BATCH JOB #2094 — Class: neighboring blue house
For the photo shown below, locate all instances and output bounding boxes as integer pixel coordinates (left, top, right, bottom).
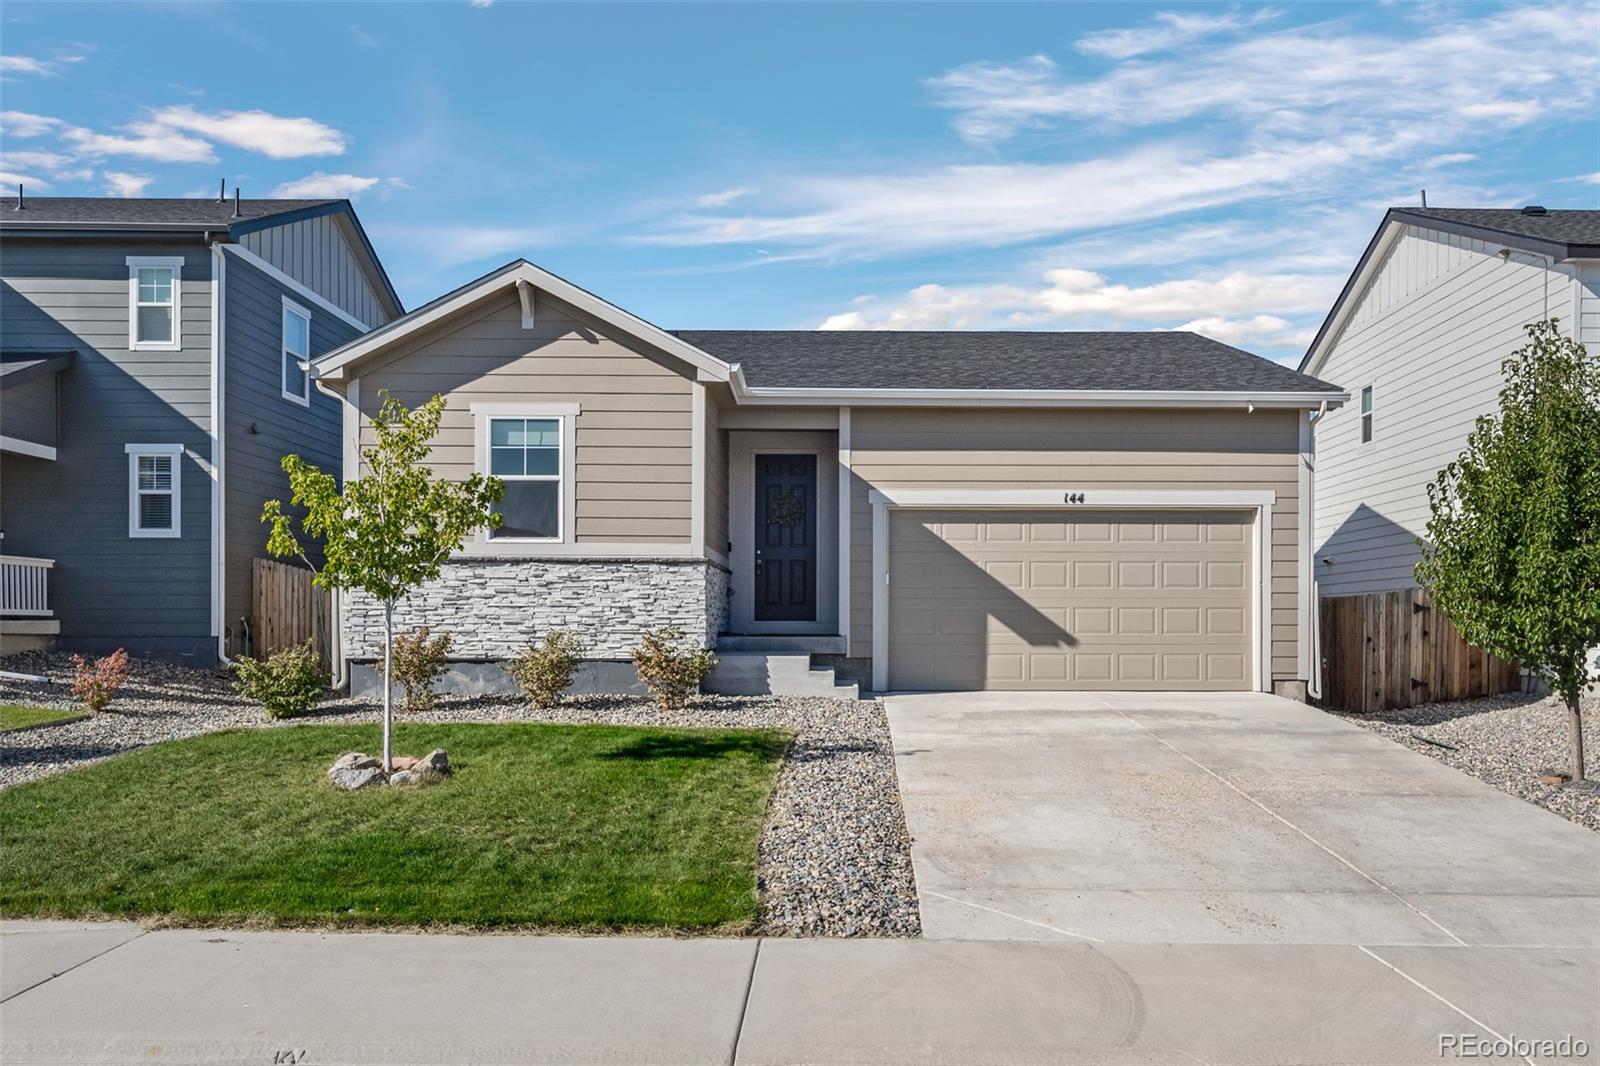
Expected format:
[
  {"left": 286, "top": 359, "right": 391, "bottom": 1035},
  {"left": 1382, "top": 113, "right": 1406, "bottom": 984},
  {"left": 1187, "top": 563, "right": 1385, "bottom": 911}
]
[{"left": 0, "top": 194, "right": 402, "bottom": 665}]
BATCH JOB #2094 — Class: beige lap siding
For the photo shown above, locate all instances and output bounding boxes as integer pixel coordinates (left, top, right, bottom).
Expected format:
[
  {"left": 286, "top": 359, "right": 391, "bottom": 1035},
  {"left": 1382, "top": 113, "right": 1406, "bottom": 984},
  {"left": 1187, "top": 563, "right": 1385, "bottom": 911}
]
[
  {"left": 350, "top": 291, "right": 694, "bottom": 544},
  {"left": 848, "top": 407, "right": 1304, "bottom": 683}
]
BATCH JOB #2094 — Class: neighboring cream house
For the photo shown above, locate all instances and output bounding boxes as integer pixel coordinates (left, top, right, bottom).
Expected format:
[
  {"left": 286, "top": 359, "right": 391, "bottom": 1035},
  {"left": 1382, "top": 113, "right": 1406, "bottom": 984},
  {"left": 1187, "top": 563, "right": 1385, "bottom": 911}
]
[
  {"left": 312, "top": 259, "right": 1345, "bottom": 697},
  {"left": 1302, "top": 207, "right": 1600, "bottom": 597}
]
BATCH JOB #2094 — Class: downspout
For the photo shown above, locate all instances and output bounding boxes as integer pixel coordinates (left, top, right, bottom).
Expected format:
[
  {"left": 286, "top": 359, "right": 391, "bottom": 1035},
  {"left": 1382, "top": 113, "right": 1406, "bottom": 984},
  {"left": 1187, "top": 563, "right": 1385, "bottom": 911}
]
[
  {"left": 209, "top": 239, "right": 235, "bottom": 668},
  {"left": 311, "top": 375, "right": 350, "bottom": 691},
  {"left": 1305, "top": 400, "right": 1328, "bottom": 701}
]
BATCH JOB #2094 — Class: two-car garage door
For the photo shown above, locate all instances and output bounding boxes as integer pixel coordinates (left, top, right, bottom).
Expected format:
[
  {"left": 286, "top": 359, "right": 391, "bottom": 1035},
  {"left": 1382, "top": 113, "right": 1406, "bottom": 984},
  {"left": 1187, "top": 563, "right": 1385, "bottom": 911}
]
[{"left": 887, "top": 509, "right": 1254, "bottom": 691}]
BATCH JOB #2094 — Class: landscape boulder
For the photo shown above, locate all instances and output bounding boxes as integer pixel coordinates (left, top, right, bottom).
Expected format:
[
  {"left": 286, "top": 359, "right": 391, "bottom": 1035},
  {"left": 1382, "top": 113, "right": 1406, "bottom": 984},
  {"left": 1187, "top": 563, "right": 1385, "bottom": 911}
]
[
  {"left": 326, "top": 750, "right": 450, "bottom": 789},
  {"left": 329, "top": 765, "right": 387, "bottom": 791},
  {"left": 330, "top": 752, "right": 380, "bottom": 774},
  {"left": 414, "top": 749, "right": 452, "bottom": 779}
]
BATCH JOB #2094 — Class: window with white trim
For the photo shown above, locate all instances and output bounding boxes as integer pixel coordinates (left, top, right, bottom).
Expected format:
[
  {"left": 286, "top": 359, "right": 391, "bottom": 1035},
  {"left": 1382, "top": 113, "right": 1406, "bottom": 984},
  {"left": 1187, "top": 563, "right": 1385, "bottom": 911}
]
[
  {"left": 126, "top": 256, "right": 182, "bottom": 351},
  {"left": 282, "top": 298, "right": 312, "bottom": 405},
  {"left": 487, "top": 417, "right": 562, "bottom": 539},
  {"left": 125, "top": 444, "right": 183, "bottom": 538},
  {"left": 471, "top": 404, "right": 578, "bottom": 544},
  {"left": 1360, "top": 385, "right": 1373, "bottom": 443}
]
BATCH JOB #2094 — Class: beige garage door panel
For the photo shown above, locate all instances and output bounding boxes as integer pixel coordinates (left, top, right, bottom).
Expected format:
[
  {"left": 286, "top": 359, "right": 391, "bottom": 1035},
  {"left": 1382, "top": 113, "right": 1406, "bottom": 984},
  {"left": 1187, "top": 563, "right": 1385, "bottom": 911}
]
[{"left": 888, "top": 509, "right": 1252, "bottom": 691}]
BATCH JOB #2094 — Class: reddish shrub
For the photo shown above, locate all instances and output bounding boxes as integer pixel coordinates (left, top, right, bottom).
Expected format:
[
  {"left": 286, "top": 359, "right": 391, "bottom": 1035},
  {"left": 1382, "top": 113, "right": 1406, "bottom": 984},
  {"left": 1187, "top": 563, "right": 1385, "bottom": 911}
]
[{"left": 71, "top": 648, "right": 130, "bottom": 714}]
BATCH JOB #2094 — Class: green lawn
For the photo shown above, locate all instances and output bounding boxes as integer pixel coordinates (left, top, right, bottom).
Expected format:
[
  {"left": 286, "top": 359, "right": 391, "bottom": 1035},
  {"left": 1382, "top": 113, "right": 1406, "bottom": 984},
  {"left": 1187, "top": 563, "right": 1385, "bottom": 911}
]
[
  {"left": 0, "top": 722, "right": 789, "bottom": 932},
  {"left": 0, "top": 704, "right": 81, "bottom": 731}
]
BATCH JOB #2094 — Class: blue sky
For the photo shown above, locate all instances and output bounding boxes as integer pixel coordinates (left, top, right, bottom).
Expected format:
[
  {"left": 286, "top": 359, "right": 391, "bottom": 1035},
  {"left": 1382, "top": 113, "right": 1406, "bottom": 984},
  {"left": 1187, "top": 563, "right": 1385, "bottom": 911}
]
[{"left": 3, "top": 1, "right": 1597, "bottom": 363}]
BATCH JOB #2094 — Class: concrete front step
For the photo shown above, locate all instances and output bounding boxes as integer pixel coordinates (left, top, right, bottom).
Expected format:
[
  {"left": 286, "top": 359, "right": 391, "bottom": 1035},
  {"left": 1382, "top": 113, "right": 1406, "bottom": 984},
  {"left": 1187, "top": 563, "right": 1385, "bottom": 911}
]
[{"left": 705, "top": 652, "right": 860, "bottom": 700}]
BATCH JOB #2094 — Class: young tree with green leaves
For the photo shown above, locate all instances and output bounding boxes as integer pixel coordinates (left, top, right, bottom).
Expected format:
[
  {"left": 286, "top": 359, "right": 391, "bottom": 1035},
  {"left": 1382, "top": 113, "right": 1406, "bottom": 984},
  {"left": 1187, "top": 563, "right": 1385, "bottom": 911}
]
[
  {"left": 1417, "top": 319, "right": 1599, "bottom": 782},
  {"left": 263, "top": 391, "right": 503, "bottom": 771}
]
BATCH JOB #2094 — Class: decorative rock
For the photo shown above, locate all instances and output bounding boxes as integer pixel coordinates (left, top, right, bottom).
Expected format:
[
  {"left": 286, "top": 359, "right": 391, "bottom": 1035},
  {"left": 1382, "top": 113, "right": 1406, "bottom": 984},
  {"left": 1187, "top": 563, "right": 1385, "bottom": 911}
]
[
  {"left": 1538, "top": 771, "right": 1572, "bottom": 786},
  {"left": 390, "top": 755, "right": 419, "bottom": 771},
  {"left": 331, "top": 752, "right": 379, "bottom": 773},
  {"left": 389, "top": 769, "right": 418, "bottom": 785},
  {"left": 330, "top": 765, "right": 386, "bottom": 791},
  {"left": 414, "top": 748, "right": 451, "bottom": 779}
]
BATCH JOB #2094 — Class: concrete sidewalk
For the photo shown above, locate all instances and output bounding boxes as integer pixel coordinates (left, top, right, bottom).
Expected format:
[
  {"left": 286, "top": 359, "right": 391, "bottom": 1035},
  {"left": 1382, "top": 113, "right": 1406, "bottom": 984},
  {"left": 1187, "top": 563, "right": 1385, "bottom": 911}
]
[{"left": 3, "top": 921, "right": 1596, "bottom": 1065}]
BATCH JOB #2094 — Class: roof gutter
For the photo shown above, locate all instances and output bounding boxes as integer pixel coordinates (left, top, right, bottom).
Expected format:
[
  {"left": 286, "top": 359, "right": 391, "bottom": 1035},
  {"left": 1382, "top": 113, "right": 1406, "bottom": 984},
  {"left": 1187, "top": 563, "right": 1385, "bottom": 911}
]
[
  {"left": 727, "top": 380, "right": 1348, "bottom": 410},
  {"left": 1386, "top": 209, "right": 1599, "bottom": 262}
]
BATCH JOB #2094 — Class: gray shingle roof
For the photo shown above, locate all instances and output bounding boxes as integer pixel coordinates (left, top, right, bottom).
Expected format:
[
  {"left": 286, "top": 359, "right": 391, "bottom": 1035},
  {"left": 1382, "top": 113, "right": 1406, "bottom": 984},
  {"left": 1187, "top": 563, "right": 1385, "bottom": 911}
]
[
  {"left": 1391, "top": 207, "right": 1600, "bottom": 258},
  {"left": 0, "top": 196, "right": 339, "bottom": 228},
  {"left": 674, "top": 330, "right": 1341, "bottom": 392},
  {"left": 1, "top": 349, "right": 76, "bottom": 387},
  {"left": 0, "top": 196, "right": 405, "bottom": 318}
]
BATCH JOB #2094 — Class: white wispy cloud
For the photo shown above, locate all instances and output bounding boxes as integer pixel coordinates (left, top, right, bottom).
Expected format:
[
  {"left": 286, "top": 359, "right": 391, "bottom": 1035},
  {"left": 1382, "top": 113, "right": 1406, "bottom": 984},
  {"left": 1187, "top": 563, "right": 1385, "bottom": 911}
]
[
  {"left": 63, "top": 122, "right": 217, "bottom": 164},
  {"left": 1075, "top": 9, "right": 1280, "bottom": 60},
  {"left": 103, "top": 171, "right": 153, "bottom": 197},
  {"left": 927, "top": 3, "right": 1595, "bottom": 145},
  {"left": 1560, "top": 171, "right": 1600, "bottom": 185},
  {"left": 649, "top": 3, "right": 1595, "bottom": 269},
  {"left": 695, "top": 186, "right": 755, "bottom": 208},
  {"left": 0, "top": 110, "right": 63, "bottom": 138},
  {"left": 649, "top": 136, "right": 1380, "bottom": 259},
  {"left": 349, "top": 25, "right": 379, "bottom": 48},
  {"left": 1423, "top": 152, "right": 1477, "bottom": 168},
  {"left": 469, "top": 0, "right": 493, "bottom": 7},
  {"left": 0, "top": 144, "right": 91, "bottom": 186},
  {"left": 150, "top": 106, "right": 347, "bottom": 158},
  {"left": 1, "top": 55, "right": 57, "bottom": 76},
  {"left": 0, "top": 148, "right": 71, "bottom": 171},
  {"left": 271, "top": 171, "right": 402, "bottom": 198},
  {"left": 820, "top": 268, "right": 1338, "bottom": 332},
  {"left": 0, "top": 168, "right": 47, "bottom": 189},
  {"left": 1169, "top": 315, "right": 1316, "bottom": 349}
]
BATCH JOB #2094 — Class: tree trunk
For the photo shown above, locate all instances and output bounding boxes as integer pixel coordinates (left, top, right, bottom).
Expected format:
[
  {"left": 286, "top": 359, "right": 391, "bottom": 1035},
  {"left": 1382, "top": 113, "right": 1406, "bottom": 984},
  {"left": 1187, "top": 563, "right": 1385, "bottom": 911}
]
[
  {"left": 382, "top": 600, "right": 394, "bottom": 773},
  {"left": 1568, "top": 694, "right": 1587, "bottom": 783}
]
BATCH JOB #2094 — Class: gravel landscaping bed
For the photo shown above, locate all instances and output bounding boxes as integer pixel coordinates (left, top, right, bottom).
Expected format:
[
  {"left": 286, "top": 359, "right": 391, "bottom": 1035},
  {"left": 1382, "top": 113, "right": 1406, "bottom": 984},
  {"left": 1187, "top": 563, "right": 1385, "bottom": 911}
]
[
  {"left": 1331, "top": 690, "right": 1599, "bottom": 832},
  {"left": 0, "top": 651, "right": 921, "bottom": 937}
]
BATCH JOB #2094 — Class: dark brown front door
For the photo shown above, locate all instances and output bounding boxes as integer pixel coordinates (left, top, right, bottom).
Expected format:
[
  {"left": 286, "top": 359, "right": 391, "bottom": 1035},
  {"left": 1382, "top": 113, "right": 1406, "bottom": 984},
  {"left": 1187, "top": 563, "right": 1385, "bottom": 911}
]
[{"left": 754, "top": 454, "right": 817, "bottom": 622}]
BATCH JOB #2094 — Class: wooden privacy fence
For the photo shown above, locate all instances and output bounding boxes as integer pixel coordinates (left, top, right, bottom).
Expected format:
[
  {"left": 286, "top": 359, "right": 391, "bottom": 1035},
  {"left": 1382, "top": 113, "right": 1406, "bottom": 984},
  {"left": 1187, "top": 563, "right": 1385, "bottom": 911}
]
[
  {"left": 252, "top": 557, "right": 333, "bottom": 666},
  {"left": 1317, "top": 588, "right": 1520, "bottom": 713}
]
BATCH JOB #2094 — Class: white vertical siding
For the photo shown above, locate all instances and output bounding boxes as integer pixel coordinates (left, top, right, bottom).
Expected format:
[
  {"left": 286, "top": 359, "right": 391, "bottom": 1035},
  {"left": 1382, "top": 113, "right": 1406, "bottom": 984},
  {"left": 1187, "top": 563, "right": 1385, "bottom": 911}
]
[
  {"left": 1577, "top": 262, "right": 1600, "bottom": 346},
  {"left": 1346, "top": 226, "right": 1502, "bottom": 330},
  {"left": 1312, "top": 225, "right": 1573, "bottom": 595},
  {"left": 239, "top": 214, "right": 389, "bottom": 327}
]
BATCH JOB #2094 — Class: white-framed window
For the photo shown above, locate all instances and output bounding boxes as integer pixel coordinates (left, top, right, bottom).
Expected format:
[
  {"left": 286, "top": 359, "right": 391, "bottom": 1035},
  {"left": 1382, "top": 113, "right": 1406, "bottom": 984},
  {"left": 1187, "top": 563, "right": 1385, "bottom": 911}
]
[
  {"left": 281, "top": 297, "right": 312, "bottom": 406},
  {"left": 1360, "top": 385, "right": 1373, "bottom": 444},
  {"left": 125, "top": 443, "right": 183, "bottom": 538},
  {"left": 126, "top": 256, "right": 183, "bottom": 351},
  {"left": 471, "top": 403, "right": 578, "bottom": 543}
]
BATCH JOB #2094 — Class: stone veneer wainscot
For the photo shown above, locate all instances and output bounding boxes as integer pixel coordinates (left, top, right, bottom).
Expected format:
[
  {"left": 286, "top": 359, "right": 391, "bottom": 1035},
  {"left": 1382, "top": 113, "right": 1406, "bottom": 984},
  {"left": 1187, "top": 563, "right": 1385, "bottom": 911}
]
[{"left": 343, "top": 558, "right": 728, "bottom": 661}]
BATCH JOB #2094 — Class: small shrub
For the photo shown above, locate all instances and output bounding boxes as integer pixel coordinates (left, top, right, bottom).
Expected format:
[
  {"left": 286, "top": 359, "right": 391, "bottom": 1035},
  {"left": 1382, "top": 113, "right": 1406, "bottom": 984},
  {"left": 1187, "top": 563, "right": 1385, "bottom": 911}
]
[
  {"left": 233, "top": 640, "right": 326, "bottom": 719},
  {"left": 391, "top": 625, "right": 453, "bottom": 714},
  {"left": 71, "top": 648, "right": 129, "bottom": 714},
  {"left": 631, "top": 626, "right": 717, "bottom": 711},
  {"left": 508, "top": 630, "right": 585, "bottom": 708}
]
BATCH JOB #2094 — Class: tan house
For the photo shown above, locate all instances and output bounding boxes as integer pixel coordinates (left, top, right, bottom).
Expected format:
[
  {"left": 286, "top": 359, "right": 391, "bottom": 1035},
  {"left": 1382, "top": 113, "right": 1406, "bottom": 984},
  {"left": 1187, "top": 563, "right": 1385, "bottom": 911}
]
[{"left": 311, "top": 260, "right": 1346, "bottom": 698}]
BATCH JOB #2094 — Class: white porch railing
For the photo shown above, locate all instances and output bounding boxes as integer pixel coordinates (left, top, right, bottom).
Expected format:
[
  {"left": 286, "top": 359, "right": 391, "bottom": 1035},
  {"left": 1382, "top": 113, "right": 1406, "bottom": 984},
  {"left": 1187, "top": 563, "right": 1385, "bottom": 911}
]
[{"left": 0, "top": 555, "right": 54, "bottom": 617}]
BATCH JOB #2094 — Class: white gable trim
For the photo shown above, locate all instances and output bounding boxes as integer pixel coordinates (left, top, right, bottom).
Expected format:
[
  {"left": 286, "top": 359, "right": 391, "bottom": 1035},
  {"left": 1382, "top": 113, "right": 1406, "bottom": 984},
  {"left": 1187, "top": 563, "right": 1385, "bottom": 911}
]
[
  {"left": 1300, "top": 219, "right": 1406, "bottom": 379},
  {"left": 313, "top": 260, "right": 733, "bottom": 382}
]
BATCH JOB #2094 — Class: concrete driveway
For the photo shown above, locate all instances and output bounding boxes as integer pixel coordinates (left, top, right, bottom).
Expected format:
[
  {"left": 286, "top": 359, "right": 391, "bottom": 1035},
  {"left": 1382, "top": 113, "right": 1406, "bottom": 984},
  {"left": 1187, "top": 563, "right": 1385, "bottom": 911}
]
[{"left": 887, "top": 691, "right": 1600, "bottom": 946}]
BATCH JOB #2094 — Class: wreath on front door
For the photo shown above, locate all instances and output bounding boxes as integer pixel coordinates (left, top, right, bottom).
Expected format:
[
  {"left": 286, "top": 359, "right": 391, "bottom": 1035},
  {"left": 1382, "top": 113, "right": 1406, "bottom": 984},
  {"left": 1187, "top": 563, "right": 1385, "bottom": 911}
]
[{"left": 768, "top": 489, "right": 806, "bottom": 528}]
